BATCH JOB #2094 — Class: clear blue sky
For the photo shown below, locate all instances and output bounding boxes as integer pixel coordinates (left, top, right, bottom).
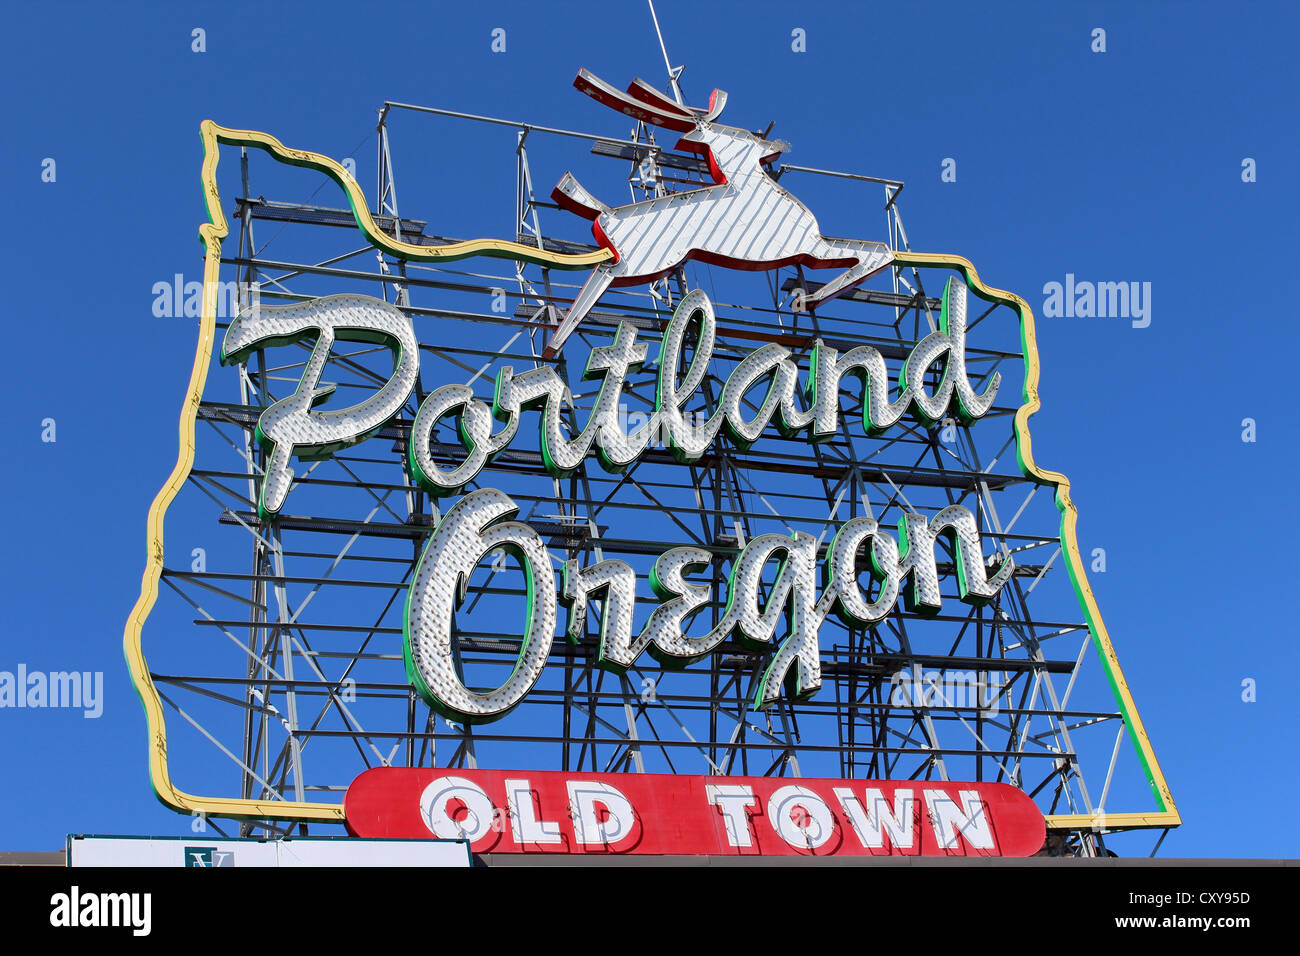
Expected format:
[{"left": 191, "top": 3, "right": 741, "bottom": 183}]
[{"left": 0, "top": 0, "right": 1295, "bottom": 857}]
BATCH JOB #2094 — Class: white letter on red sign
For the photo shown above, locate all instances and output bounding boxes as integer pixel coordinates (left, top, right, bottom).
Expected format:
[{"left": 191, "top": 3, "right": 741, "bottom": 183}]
[
  {"left": 768, "top": 785, "right": 836, "bottom": 850},
  {"left": 419, "top": 775, "right": 496, "bottom": 843},
  {"left": 833, "top": 787, "right": 916, "bottom": 850},
  {"left": 706, "top": 784, "right": 758, "bottom": 848},
  {"left": 925, "top": 790, "right": 994, "bottom": 850},
  {"left": 567, "top": 781, "right": 636, "bottom": 846},
  {"left": 505, "top": 779, "right": 561, "bottom": 845}
]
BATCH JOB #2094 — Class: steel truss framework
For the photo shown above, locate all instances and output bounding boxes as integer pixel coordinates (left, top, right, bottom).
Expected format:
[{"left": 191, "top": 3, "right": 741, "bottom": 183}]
[{"left": 131, "top": 100, "right": 1177, "bottom": 858}]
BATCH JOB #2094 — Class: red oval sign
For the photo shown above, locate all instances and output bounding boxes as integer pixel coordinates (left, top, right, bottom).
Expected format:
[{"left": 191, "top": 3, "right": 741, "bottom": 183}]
[{"left": 345, "top": 768, "right": 1046, "bottom": 857}]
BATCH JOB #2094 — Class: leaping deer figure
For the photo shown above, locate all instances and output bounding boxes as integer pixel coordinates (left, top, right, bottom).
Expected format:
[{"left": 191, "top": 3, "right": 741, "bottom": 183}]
[{"left": 544, "top": 69, "right": 893, "bottom": 358}]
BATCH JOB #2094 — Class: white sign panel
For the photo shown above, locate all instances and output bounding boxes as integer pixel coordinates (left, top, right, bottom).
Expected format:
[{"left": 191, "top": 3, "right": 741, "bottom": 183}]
[{"left": 67, "top": 835, "right": 471, "bottom": 867}]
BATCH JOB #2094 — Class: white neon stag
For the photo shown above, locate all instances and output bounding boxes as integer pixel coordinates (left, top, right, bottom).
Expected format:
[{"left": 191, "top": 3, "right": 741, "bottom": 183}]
[{"left": 545, "top": 69, "right": 893, "bottom": 357}]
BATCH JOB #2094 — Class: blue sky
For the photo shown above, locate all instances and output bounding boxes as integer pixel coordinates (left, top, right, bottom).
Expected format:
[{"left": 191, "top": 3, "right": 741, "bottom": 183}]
[{"left": 0, "top": 0, "right": 1296, "bottom": 857}]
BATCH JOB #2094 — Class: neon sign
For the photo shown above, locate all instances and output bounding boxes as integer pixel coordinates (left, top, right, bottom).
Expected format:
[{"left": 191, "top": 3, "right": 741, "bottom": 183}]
[
  {"left": 344, "top": 768, "right": 1047, "bottom": 857},
  {"left": 219, "top": 276, "right": 1012, "bottom": 723},
  {"left": 121, "top": 66, "right": 1180, "bottom": 837}
]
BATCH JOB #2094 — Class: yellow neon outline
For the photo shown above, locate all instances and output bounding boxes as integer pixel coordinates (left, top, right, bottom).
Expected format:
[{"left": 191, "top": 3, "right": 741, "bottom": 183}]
[
  {"left": 197, "top": 122, "right": 613, "bottom": 269},
  {"left": 895, "top": 252, "right": 1180, "bottom": 832},
  {"left": 123, "top": 124, "right": 1177, "bottom": 832},
  {"left": 122, "top": 122, "right": 344, "bottom": 821}
]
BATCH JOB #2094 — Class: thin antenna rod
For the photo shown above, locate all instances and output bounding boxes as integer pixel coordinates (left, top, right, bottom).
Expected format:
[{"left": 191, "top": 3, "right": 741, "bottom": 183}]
[{"left": 647, "top": 0, "right": 685, "bottom": 104}]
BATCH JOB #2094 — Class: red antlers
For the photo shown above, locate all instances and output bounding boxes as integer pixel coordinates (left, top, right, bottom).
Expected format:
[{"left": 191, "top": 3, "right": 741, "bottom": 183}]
[{"left": 572, "top": 68, "right": 726, "bottom": 131}]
